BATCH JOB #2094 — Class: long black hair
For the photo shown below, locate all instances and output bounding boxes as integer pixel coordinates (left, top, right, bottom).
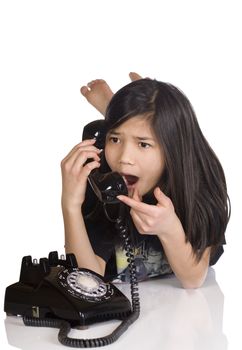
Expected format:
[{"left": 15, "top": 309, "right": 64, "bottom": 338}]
[{"left": 104, "top": 78, "right": 230, "bottom": 261}]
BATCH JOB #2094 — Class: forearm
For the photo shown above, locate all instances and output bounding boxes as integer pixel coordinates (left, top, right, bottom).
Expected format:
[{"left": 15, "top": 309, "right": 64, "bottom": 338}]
[
  {"left": 158, "top": 222, "right": 210, "bottom": 289},
  {"left": 62, "top": 205, "right": 105, "bottom": 275},
  {"left": 116, "top": 189, "right": 210, "bottom": 288}
]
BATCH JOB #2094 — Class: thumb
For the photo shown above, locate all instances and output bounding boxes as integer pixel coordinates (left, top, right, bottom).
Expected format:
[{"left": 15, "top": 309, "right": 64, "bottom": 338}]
[{"left": 154, "top": 187, "right": 171, "bottom": 207}]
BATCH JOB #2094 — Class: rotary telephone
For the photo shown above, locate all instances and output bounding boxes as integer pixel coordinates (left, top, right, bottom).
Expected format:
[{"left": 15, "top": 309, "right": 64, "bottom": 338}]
[{"left": 4, "top": 120, "right": 140, "bottom": 348}]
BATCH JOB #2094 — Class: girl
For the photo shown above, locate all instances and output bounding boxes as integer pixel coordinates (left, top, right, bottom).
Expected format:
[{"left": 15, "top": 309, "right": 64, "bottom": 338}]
[{"left": 61, "top": 77, "right": 230, "bottom": 289}]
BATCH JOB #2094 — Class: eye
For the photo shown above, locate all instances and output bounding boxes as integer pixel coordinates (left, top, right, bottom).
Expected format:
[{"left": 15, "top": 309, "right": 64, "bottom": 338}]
[
  {"left": 139, "top": 142, "right": 151, "bottom": 149},
  {"left": 109, "top": 136, "right": 120, "bottom": 144}
]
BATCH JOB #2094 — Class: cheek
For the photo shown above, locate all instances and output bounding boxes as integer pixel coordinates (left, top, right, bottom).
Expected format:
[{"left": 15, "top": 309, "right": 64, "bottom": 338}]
[
  {"left": 153, "top": 151, "right": 165, "bottom": 176},
  {"left": 145, "top": 158, "right": 164, "bottom": 184},
  {"left": 154, "top": 163, "right": 165, "bottom": 180},
  {"left": 104, "top": 147, "right": 114, "bottom": 168},
  {"left": 145, "top": 152, "right": 164, "bottom": 171}
]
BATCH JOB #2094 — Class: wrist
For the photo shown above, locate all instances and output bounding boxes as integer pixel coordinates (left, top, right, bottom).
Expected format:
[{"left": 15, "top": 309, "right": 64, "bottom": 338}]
[
  {"left": 157, "top": 215, "right": 184, "bottom": 243},
  {"left": 61, "top": 199, "right": 82, "bottom": 214}
]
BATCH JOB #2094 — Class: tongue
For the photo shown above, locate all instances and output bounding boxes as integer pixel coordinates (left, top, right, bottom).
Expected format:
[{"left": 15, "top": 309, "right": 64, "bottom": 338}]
[{"left": 125, "top": 175, "right": 138, "bottom": 185}]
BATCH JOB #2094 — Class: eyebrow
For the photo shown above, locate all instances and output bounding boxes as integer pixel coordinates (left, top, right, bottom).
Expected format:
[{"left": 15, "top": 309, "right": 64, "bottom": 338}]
[{"left": 108, "top": 131, "right": 155, "bottom": 141}]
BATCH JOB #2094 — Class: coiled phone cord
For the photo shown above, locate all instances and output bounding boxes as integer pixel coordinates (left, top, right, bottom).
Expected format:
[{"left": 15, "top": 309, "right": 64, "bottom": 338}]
[{"left": 23, "top": 204, "right": 140, "bottom": 347}]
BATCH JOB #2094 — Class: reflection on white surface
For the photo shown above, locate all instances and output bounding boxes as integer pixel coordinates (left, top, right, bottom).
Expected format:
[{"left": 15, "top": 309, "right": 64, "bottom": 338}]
[{"left": 4, "top": 268, "right": 227, "bottom": 350}]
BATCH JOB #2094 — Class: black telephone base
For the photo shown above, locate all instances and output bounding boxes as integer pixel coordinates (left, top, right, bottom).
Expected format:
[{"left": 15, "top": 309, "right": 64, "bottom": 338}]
[{"left": 4, "top": 251, "right": 131, "bottom": 326}]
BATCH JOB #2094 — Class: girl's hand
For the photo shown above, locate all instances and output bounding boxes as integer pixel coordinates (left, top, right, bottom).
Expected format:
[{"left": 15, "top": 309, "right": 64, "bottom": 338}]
[
  {"left": 61, "top": 139, "right": 101, "bottom": 209},
  {"left": 117, "top": 187, "right": 182, "bottom": 238}
]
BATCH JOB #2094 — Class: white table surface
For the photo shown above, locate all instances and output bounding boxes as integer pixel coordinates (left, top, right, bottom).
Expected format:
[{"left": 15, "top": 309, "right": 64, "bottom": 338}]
[{"left": 2, "top": 268, "right": 233, "bottom": 350}]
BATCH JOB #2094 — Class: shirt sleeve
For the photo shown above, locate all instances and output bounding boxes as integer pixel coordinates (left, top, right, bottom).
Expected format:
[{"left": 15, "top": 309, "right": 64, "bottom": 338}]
[{"left": 209, "top": 234, "right": 226, "bottom": 266}]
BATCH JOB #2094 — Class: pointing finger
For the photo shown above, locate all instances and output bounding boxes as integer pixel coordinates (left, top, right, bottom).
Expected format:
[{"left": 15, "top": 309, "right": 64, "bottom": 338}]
[{"left": 117, "top": 194, "right": 154, "bottom": 215}]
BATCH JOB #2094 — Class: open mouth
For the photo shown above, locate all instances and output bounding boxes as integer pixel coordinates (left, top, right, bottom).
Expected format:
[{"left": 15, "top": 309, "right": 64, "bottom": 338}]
[{"left": 122, "top": 174, "right": 139, "bottom": 187}]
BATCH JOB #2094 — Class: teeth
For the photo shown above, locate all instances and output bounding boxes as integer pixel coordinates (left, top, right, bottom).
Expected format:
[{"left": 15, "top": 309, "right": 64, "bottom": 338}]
[{"left": 122, "top": 176, "right": 128, "bottom": 185}]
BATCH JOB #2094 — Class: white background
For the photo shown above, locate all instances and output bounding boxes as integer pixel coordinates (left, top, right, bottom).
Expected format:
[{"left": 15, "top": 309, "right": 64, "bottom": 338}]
[{"left": 0, "top": 0, "right": 241, "bottom": 349}]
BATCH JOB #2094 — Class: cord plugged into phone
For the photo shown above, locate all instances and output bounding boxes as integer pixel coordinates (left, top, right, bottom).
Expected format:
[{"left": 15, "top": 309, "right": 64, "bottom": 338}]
[{"left": 4, "top": 120, "right": 140, "bottom": 347}]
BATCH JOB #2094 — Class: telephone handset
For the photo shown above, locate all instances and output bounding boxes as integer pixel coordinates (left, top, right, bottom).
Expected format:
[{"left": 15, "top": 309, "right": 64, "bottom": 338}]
[
  {"left": 4, "top": 121, "right": 140, "bottom": 347},
  {"left": 82, "top": 119, "right": 128, "bottom": 204}
]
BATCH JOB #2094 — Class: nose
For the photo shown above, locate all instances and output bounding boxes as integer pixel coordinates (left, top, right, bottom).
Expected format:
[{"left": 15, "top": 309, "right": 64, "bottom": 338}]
[{"left": 119, "top": 144, "right": 135, "bottom": 165}]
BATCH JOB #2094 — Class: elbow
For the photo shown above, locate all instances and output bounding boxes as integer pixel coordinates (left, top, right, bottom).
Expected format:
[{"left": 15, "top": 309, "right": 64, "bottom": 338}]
[
  {"left": 178, "top": 265, "right": 209, "bottom": 289},
  {"left": 181, "top": 280, "right": 204, "bottom": 289},
  {"left": 180, "top": 275, "right": 207, "bottom": 290}
]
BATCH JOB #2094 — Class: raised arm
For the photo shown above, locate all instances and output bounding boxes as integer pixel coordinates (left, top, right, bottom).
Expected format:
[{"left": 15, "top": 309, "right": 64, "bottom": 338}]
[{"left": 61, "top": 139, "right": 106, "bottom": 275}]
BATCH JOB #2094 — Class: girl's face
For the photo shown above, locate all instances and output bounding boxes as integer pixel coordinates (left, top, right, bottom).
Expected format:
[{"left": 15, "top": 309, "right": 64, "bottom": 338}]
[{"left": 105, "top": 115, "right": 165, "bottom": 197}]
